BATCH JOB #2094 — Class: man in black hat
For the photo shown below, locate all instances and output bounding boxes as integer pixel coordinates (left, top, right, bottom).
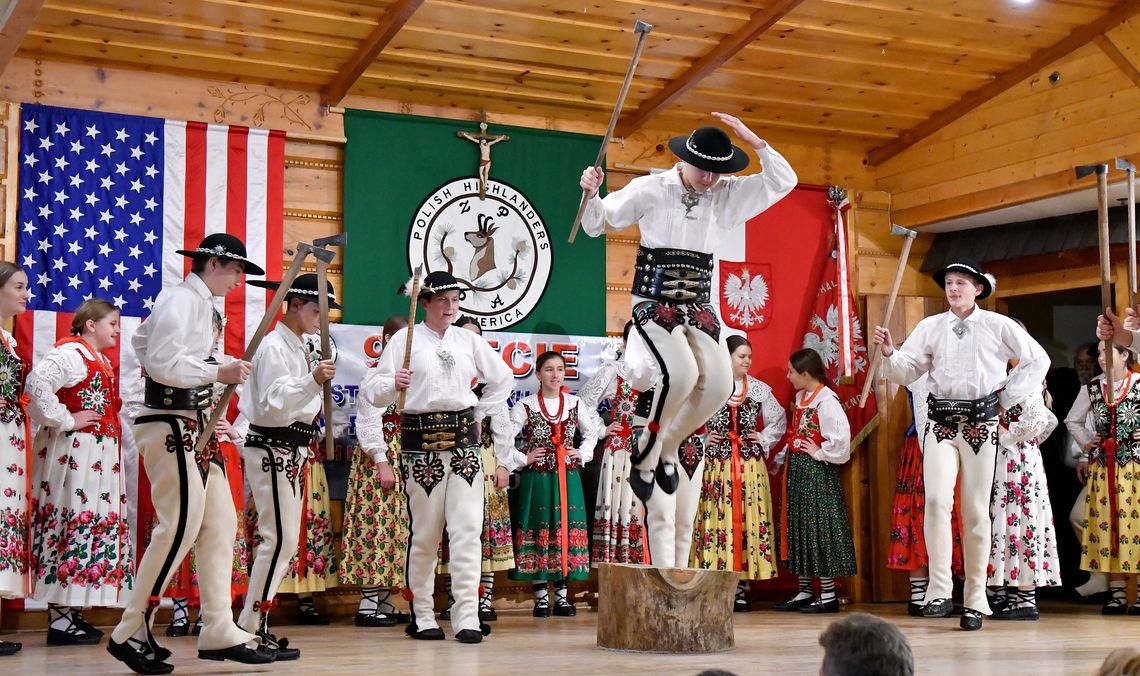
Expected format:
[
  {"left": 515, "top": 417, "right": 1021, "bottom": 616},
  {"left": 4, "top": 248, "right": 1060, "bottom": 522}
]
[
  {"left": 236, "top": 273, "right": 338, "bottom": 660},
  {"left": 109, "top": 233, "right": 272, "bottom": 674},
  {"left": 577, "top": 112, "right": 796, "bottom": 567},
  {"left": 360, "top": 271, "right": 512, "bottom": 644},
  {"left": 872, "top": 257, "right": 1048, "bottom": 631}
]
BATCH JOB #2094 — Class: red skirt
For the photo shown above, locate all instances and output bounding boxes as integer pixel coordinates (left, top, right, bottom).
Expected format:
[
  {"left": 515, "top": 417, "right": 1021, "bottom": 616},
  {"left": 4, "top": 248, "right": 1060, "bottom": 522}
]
[{"left": 886, "top": 435, "right": 964, "bottom": 574}]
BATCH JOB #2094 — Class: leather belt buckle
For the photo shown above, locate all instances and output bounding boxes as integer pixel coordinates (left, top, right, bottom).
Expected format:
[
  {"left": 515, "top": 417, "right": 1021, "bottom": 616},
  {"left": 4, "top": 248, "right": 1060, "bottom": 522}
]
[{"left": 423, "top": 440, "right": 456, "bottom": 452}]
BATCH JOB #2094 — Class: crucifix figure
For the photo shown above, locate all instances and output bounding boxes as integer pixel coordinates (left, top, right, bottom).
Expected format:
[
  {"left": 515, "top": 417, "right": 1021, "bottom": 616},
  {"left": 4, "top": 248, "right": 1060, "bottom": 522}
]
[{"left": 457, "top": 115, "right": 509, "bottom": 200}]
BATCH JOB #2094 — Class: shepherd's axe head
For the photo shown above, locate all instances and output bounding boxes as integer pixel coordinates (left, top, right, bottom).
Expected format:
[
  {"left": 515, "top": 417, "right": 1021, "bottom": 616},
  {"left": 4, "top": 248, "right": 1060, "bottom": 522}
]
[
  {"left": 1116, "top": 157, "right": 1136, "bottom": 173},
  {"left": 296, "top": 241, "right": 336, "bottom": 263},
  {"left": 634, "top": 19, "right": 653, "bottom": 34},
  {"left": 313, "top": 232, "right": 347, "bottom": 248},
  {"left": 1075, "top": 163, "right": 1108, "bottom": 180},
  {"left": 890, "top": 223, "right": 918, "bottom": 239}
]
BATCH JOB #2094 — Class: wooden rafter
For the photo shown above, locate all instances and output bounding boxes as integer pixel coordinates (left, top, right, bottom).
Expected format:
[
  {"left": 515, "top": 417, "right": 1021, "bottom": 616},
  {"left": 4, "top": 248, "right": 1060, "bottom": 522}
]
[
  {"left": 319, "top": 0, "right": 425, "bottom": 107},
  {"left": 1097, "top": 33, "right": 1140, "bottom": 89},
  {"left": 867, "top": 0, "right": 1140, "bottom": 167},
  {"left": 0, "top": 0, "right": 46, "bottom": 78},
  {"left": 613, "top": 0, "right": 807, "bottom": 138}
]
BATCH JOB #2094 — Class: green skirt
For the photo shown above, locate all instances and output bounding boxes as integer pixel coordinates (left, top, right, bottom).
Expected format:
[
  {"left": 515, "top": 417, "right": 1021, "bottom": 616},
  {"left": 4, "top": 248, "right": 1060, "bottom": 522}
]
[
  {"left": 780, "top": 452, "right": 857, "bottom": 578},
  {"left": 509, "top": 467, "right": 589, "bottom": 581}
]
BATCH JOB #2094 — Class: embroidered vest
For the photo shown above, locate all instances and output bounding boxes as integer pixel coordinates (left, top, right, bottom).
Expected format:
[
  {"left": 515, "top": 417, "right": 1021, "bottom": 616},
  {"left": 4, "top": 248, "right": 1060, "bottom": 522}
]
[
  {"left": 603, "top": 375, "right": 636, "bottom": 455},
  {"left": 0, "top": 335, "right": 26, "bottom": 426},
  {"left": 54, "top": 338, "right": 120, "bottom": 439},
  {"left": 1088, "top": 377, "right": 1140, "bottom": 466},
  {"left": 790, "top": 405, "right": 825, "bottom": 454},
  {"left": 705, "top": 396, "right": 766, "bottom": 461},
  {"left": 522, "top": 402, "right": 581, "bottom": 472}
]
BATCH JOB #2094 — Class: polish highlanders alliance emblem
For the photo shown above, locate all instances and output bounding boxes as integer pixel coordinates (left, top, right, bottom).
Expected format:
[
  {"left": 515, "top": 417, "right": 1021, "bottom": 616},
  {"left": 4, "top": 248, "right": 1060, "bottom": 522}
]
[{"left": 408, "top": 178, "right": 552, "bottom": 329}]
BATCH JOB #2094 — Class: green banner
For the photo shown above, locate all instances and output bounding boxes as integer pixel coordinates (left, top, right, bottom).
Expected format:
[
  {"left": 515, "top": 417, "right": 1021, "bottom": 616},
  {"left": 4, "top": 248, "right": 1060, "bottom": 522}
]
[{"left": 343, "top": 110, "right": 606, "bottom": 336}]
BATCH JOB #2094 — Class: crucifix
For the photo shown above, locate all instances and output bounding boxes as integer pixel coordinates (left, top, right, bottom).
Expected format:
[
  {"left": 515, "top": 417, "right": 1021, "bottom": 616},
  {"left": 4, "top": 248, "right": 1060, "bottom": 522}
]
[{"left": 457, "top": 111, "right": 509, "bottom": 199}]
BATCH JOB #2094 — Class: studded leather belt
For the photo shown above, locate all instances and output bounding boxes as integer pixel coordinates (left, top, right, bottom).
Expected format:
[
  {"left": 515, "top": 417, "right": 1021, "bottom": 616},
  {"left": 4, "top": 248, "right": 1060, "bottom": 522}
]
[
  {"left": 143, "top": 377, "right": 212, "bottom": 410},
  {"left": 400, "top": 407, "right": 478, "bottom": 452},
  {"left": 926, "top": 392, "right": 1000, "bottom": 425},
  {"left": 632, "top": 246, "right": 714, "bottom": 303}
]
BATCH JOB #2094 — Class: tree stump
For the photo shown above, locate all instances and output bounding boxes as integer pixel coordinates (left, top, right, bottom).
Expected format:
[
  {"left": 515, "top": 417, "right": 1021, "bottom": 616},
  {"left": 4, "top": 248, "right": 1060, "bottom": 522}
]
[{"left": 596, "top": 563, "right": 738, "bottom": 653}]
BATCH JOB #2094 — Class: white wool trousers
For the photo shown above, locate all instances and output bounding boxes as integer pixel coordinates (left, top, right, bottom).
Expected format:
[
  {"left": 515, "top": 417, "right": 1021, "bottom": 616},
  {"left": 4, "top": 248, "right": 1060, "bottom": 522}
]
[{"left": 643, "top": 457, "right": 704, "bottom": 568}]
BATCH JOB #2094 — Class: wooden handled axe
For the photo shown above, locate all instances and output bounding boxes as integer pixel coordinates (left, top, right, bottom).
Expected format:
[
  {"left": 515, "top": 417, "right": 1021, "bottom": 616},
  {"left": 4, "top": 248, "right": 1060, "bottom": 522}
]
[
  {"left": 313, "top": 232, "right": 346, "bottom": 460},
  {"left": 859, "top": 223, "right": 918, "bottom": 408},
  {"left": 1076, "top": 163, "right": 1115, "bottom": 397}
]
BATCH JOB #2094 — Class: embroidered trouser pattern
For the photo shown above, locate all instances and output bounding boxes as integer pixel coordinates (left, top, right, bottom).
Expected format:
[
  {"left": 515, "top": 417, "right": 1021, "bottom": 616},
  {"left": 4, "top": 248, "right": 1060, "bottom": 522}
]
[
  {"left": 922, "top": 419, "right": 999, "bottom": 615},
  {"left": 111, "top": 411, "right": 254, "bottom": 651},
  {"left": 401, "top": 447, "right": 484, "bottom": 635},
  {"left": 238, "top": 441, "right": 305, "bottom": 634}
]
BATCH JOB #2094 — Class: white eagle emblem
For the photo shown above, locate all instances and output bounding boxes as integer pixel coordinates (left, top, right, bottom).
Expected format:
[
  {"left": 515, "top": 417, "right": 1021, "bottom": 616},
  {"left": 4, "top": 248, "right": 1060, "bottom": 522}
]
[{"left": 723, "top": 267, "right": 769, "bottom": 328}]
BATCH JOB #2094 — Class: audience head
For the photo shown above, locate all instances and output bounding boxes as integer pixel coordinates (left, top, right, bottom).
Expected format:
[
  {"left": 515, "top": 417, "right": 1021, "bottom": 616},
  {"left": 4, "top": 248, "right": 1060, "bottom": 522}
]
[
  {"left": 1074, "top": 341, "right": 1100, "bottom": 384},
  {"left": 818, "top": 612, "right": 913, "bottom": 676},
  {"left": 1096, "top": 648, "right": 1140, "bottom": 676}
]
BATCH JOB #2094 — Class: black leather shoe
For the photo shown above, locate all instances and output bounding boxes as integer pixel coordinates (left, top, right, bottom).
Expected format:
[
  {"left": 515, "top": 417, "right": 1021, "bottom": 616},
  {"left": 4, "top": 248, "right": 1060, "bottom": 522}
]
[
  {"left": 532, "top": 601, "right": 551, "bottom": 618},
  {"left": 772, "top": 596, "right": 812, "bottom": 612},
  {"left": 907, "top": 602, "right": 923, "bottom": 617},
  {"left": 733, "top": 598, "right": 750, "bottom": 613},
  {"left": 630, "top": 470, "right": 654, "bottom": 504},
  {"left": 439, "top": 606, "right": 452, "bottom": 621},
  {"left": 553, "top": 601, "right": 577, "bottom": 617},
  {"left": 0, "top": 641, "right": 19, "bottom": 656},
  {"left": 107, "top": 639, "right": 174, "bottom": 675},
  {"left": 198, "top": 643, "right": 275, "bottom": 664},
  {"left": 393, "top": 611, "right": 412, "bottom": 624},
  {"left": 1104, "top": 600, "right": 1129, "bottom": 616},
  {"left": 296, "top": 605, "right": 330, "bottom": 626},
  {"left": 356, "top": 612, "right": 398, "bottom": 627},
  {"left": 408, "top": 627, "right": 445, "bottom": 640},
  {"left": 455, "top": 629, "right": 483, "bottom": 644},
  {"left": 73, "top": 612, "right": 103, "bottom": 638},
  {"left": 47, "top": 626, "right": 102, "bottom": 645},
  {"left": 993, "top": 605, "right": 1039, "bottom": 621},
  {"left": 920, "top": 598, "right": 954, "bottom": 618},
  {"left": 191, "top": 618, "right": 202, "bottom": 637},
  {"left": 164, "top": 621, "right": 189, "bottom": 638},
  {"left": 258, "top": 631, "right": 300, "bottom": 661},
  {"left": 479, "top": 606, "right": 497, "bottom": 622},
  {"left": 960, "top": 609, "right": 983, "bottom": 631},
  {"left": 655, "top": 462, "right": 679, "bottom": 494},
  {"left": 800, "top": 599, "right": 840, "bottom": 614}
]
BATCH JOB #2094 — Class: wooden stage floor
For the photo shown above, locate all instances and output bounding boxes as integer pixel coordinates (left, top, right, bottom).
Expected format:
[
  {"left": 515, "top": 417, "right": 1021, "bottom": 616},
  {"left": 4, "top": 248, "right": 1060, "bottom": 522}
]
[{"left": 3, "top": 601, "right": 1129, "bottom": 675}]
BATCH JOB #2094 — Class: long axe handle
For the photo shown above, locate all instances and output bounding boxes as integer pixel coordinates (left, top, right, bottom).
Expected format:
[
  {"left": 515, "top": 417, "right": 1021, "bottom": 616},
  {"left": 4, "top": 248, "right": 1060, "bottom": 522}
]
[
  {"left": 1096, "top": 169, "right": 1116, "bottom": 397},
  {"left": 1128, "top": 166, "right": 1137, "bottom": 309},
  {"left": 193, "top": 246, "right": 313, "bottom": 455},
  {"left": 568, "top": 20, "right": 653, "bottom": 244},
  {"left": 398, "top": 267, "right": 423, "bottom": 411},
  {"left": 316, "top": 254, "right": 335, "bottom": 461},
  {"left": 858, "top": 235, "right": 915, "bottom": 408}
]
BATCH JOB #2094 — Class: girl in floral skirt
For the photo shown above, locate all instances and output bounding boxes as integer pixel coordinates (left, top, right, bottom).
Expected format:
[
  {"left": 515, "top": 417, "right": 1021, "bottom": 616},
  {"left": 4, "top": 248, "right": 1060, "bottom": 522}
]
[
  {"left": 341, "top": 315, "right": 411, "bottom": 628},
  {"left": 775, "top": 347, "right": 856, "bottom": 614},
  {"left": 28, "top": 298, "right": 132, "bottom": 645},
  {"left": 0, "top": 262, "right": 31, "bottom": 656},
  {"left": 1065, "top": 340, "right": 1140, "bottom": 615},
  {"left": 691, "top": 335, "right": 785, "bottom": 611},
  {"left": 507, "top": 352, "right": 601, "bottom": 617}
]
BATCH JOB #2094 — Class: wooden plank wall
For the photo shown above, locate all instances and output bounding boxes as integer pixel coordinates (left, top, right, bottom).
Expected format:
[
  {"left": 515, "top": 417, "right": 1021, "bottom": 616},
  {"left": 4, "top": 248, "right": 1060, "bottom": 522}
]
[{"left": 877, "top": 17, "right": 1140, "bottom": 227}]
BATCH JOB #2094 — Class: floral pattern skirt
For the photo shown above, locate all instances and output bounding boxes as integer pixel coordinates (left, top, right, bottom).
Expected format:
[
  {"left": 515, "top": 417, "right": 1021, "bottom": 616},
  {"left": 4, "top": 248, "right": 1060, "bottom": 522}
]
[
  {"left": 988, "top": 441, "right": 1060, "bottom": 587},
  {"left": 161, "top": 440, "right": 248, "bottom": 602},
  {"left": 440, "top": 445, "right": 514, "bottom": 573},
  {"left": 249, "top": 456, "right": 339, "bottom": 593},
  {"left": 0, "top": 414, "right": 29, "bottom": 598},
  {"left": 886, "top": 435, "right": 965, "bottom": 574},
  {"left": 1081, "top": 462, "right": 1140, "bottom": 573},
  {"left": 509, "top": 467, "right": 589, "bottom": 581},
  {"left": 340, "top": 446, "right": 407, "bottom": 588},
  {"left": 30, "top": 430, "right": 131, "bottom": 606},
  {"left": 592, "top": 447, "right": 646, "bottom": 565},
  {"left": 691, "top": 456, "right": 777, "bottom": 581},
  {"left": 779, "top": 452, "right": 857, "bottom": 579}
]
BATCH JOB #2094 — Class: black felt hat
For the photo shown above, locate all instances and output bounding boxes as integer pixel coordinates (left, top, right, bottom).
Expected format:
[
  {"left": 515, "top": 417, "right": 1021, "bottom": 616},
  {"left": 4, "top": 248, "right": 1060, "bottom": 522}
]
[
  {"left": 248, "top": 273, "right": 340, "bottom": 309},
  {"left": 932, "top": 257, "right": 994, "bottom": 301},
  {"left": 667, "top": 126, "right": 750, "bottom": 174},
  {"left": 176, "top": 233, "right": 266, "bottom": 276},
  {"left": 399, "top": 270, "right": 466, "bottom": 299}
]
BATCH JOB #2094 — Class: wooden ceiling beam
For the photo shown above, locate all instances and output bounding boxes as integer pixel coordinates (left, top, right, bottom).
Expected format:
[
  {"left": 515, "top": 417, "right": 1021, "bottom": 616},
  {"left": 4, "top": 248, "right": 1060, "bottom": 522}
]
[
  {"left": 319, "top": 0, "right": 425, "bottom": 107},
  {"left": 1096, "top": 33, "right": 1140, "bottom": 89},
  {"left": 613, "top": 0, "right": 807, "bottom": 138},
  {"left": 0, "top": 0, "right": 46, "bottom": 78},
  {"left": 867, "top": 0, "right": 1140, "bottom": 167}
]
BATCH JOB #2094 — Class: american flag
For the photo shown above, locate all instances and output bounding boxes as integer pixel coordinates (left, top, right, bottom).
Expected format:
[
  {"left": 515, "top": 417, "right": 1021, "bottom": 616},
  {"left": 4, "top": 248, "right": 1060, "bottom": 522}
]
[{"left": 13, "top": 103, "right": 284, "bottom": 540}]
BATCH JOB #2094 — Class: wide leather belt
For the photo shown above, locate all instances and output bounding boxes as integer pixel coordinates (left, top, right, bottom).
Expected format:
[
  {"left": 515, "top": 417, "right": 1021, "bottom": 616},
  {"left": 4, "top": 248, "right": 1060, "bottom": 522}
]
[
  {"left": 144, "top": 377, "right": 211, "bottom": 410},
  {"left": 247, "top": 421, "right": 319, "bottom": 448},
  {"left": 401, "top": 407, "right": 478, "bottom": 452},
  {"left": 632, "top": 246, "right": 713, "bottom": 303},
  {"left": 926, "top": 392, "right": 1000, "bottom": 425}
]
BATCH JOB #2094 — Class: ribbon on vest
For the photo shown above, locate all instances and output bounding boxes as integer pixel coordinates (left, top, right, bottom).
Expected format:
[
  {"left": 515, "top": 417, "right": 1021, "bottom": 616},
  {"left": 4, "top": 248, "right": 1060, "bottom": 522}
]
[
  {"left": 540, "top": 393, "right": 570, "bottom": 579},
  {"left": 728, "top": 399, "right": 744, "bottom": 573}
]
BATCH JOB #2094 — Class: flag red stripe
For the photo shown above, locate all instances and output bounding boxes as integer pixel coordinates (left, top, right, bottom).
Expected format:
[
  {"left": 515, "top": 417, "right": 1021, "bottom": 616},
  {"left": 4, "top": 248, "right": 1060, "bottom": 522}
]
[
  {"left": 182, "top": 121, "right": 209, "bottom": 277},
  {"left": 224, "top": 126, "right": 249, "bottom": 359},
  {"left": 266, "top": 130, "right": 285, "bottom": 295}
]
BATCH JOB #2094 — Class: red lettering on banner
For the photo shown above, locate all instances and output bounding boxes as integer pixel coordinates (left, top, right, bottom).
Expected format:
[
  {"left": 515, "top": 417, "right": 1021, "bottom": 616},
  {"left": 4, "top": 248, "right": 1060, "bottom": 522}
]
[
  {"left": 554, "top": 343, "right": 579, "bottom": 379},
  {"left": 504, "top": 341, "right": 534, "bottom": 377}
]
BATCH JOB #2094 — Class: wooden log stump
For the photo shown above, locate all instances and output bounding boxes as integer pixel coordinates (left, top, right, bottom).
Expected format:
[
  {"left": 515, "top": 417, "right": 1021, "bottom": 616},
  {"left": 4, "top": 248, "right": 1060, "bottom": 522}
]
[{"left": 596, "top": 563, "right": 739, "bottom": 654}]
